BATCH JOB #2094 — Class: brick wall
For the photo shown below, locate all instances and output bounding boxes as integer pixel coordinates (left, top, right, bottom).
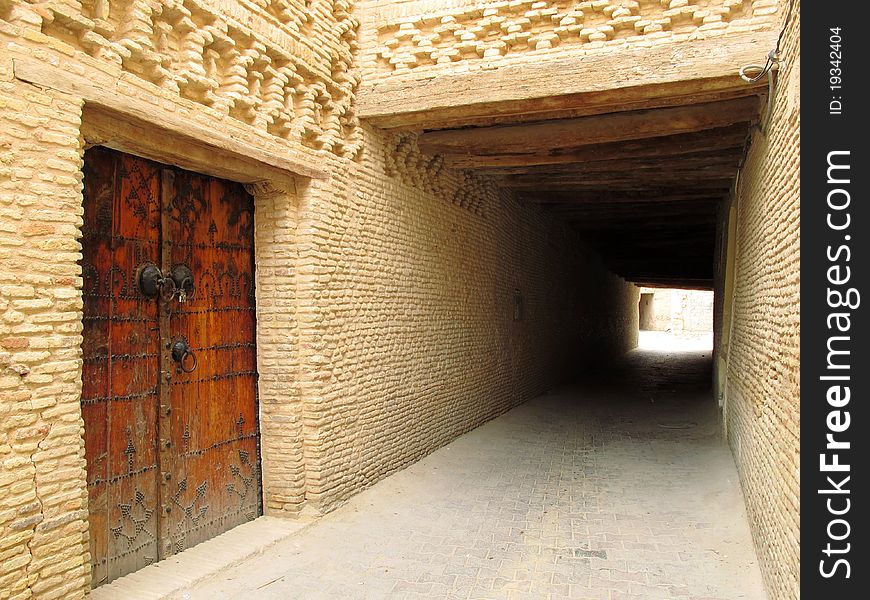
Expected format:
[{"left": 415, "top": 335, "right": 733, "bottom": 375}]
[
  {"left": 250, "top": 181, "right": 309, "bottom": 515},
  {"left": 294, "top": 130, "right": 638, "bottom": 510},
  {"left": 715, "top": 2, "right": 800, "bottom": 598},
  {"left": 0, "top": 72, "right": 91, "bottom": 599}
]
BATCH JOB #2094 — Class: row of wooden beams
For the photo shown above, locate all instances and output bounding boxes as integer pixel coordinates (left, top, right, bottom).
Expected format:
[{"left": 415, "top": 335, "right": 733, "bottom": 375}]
[
  {"left": 620, "top": 273, "right": 713, "bottom": 283},
  {"left": 592, "top": 226, "right": 716, "bottom": 237},
  {"left": 444, "top": 124, "right": 750, "bottom": 169},
  {"left": 503, "top": 169, "right": 737, "bottom": 185},
  {"left": 608, "top": 255, "right": 712, "bottom": 267},
  {"left": 542, "top": 204, "right": 721, "bottom": 219},
  {"left": 616, "top": 265, "right": 713, "bottom": 278},
  {"left": 599, "top": 238, "right": 716, "bottom": 252},
  {"left": 521, "top": 189, "right": 726, "bottom": 205},
  {"left": 506, "top": 178, "right": 734, "bottom": 192},
  {"left": 523, "top": 183, "right": 732, "bottom": 193},
  {"left": 548, "top": 200, "right": 718, "bottom": 216},
  {"left": 554, "top": 214, "right": 717, "bottom": 227},
  {"left": 568, "top": 218, "right": 717, "bottom": 233},
  {"left": 603, "top": 241, "right": 715, "bottom": 256},
  {"left": 418, "top": 96, "right": 760, "bottom": 157}
]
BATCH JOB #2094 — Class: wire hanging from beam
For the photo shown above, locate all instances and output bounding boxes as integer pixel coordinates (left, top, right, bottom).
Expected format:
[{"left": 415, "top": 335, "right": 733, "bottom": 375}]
[{"left": 737, "top": 0, "right": 797, "bottom": 131}]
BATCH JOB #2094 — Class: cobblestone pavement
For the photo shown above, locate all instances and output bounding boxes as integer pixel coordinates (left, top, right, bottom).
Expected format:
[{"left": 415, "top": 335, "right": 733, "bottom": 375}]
[{"left": 183, "top": 343, "right": 766, "bottom": 600}]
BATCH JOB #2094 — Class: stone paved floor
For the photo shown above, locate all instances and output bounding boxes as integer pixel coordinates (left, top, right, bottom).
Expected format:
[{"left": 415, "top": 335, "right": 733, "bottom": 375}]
[{"left": 183, "top": 339, "right": 766, "bottom": 600}]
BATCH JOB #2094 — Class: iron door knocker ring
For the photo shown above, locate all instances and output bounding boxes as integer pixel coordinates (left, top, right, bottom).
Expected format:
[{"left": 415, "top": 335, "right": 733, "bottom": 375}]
[
  {"left": 137, "top": 262, "right": 177, "bottom": 302},
  {"left": 171, "top": 338, "right": 198, "bottom": 373}
]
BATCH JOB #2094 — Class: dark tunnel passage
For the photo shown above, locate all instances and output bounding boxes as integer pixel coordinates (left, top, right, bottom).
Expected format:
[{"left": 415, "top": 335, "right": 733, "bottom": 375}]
[{"left": 579, "top": 336, "right": 715, "bottom": 402}]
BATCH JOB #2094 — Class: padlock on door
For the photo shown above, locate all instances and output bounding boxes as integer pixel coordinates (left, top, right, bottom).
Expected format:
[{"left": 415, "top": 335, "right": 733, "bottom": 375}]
[
  {"left": 170, "top": 265, "right": 195, "bottom": 303},
  {"left": 135, "top": 263, "right": 194, "bottom": 304}
]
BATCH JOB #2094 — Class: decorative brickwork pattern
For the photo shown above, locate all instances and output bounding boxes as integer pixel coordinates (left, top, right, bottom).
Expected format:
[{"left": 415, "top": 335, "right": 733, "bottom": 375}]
[
  {"left": 384, "top": 132, "right": 492, "bottom": 216},
  {"left": 3, "top": 0, "right": 361, "bottom": 157},
  {"left": 360, "top": 0, "right": 780, "bottom": 78},
  {"left": 717, "top": 3, "right": 799, "bottom": 598}
]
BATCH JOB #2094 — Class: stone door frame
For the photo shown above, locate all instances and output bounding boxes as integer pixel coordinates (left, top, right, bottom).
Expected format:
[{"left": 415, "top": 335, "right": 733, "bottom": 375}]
[{"left": 36, "top": 88, "right": 320, "bottom": 585}]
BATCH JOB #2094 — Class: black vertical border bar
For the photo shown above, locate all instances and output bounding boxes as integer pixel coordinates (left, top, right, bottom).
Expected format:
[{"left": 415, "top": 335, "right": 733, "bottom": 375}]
[{"left": 802, "top": 1, "right": 869, "bottom": 596}]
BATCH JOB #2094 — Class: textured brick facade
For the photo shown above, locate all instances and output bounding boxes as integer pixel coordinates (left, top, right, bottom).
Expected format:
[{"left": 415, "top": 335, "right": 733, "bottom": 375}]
[
  {"left": 358, "top": 0, "right": 781, "bottom": 80},
  {"left": 1, "top": 1, "right": 638, "bottom": 596},
  {"left": 0, "top": 74, "right": 91, "bottom": 600},
  {"left": 294, "top": 130, "right": 638, "bottom": 511},
  {"left": 714, "top": 2, "right": 800, "bottom": 598}
]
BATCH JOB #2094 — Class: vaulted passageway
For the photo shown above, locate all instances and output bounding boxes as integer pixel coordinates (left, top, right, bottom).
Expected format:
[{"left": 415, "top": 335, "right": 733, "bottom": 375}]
[
  {"left": 410, "top": 94, "right": 762, "bottom": 289},
  {"left": 111, "top": 339, "right": 766, "bottom": 599}
]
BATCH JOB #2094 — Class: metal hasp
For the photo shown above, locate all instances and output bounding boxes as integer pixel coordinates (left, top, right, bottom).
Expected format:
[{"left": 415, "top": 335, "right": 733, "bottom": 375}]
[{"left": 170, "top": 264, "right": 194, "bottom": 302}]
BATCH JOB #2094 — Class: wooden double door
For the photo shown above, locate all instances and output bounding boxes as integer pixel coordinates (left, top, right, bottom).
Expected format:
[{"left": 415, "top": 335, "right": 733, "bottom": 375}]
[{"left": 80, "top": 147, "right": 261, "bottom": 586}]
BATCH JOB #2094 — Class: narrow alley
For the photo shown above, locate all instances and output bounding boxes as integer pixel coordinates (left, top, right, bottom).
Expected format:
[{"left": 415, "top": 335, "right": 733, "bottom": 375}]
[{"left": 135, "top": 338, "right": 764, "bottom": 600}]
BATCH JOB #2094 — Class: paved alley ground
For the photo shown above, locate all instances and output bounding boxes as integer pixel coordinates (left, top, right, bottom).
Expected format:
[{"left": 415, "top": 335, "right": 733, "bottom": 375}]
[{"left": 178, "top": 336, "right": 766, "bottom": 600}]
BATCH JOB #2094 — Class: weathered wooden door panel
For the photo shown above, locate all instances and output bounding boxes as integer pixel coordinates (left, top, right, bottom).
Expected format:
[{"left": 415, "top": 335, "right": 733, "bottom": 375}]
[
  {"left": 80, "top": 148, "right": 260, "bottom": 587},
  {"left": 163, "top": 169, "right": 260, "bottom": 555},
  {"left": 82, "top": 148, "right": 161, "bottom": 585}
]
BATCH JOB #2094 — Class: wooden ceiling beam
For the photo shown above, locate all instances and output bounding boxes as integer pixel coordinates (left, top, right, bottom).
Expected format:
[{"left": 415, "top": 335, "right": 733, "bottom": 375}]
[
  {"left": 599, "top": 238, "right": 716, "bottom": 251},
  {"left": 475, "top": 149, "right": 744, "bottom": 177},
  {"left": 505, "top": 178, "right": 735, "bottom": 191},
  {"left": 604, "top": 252, "right": 715, "bottom": 263},
  {"left": 548, "top": 203, "right": 718, "bottom": 217},
  {"left": 590, "top": 231, "right": 716, "bottom": 245},
  {"left": 616, "top": 267, "right": 713, "bottom": 278},
  {"left": 447, "top": 125, "right": 750, "bottom": 169},
  {"left": 567, "top": 218, "right": 717, "bottom": 231},
  {"left": 574, "top": 226, "right": 716, "bottom": 236},
  {"left": 626, "top": 277, "right": 714, "bottom": 290},
  {"left": 418, "top": 96, "right": 760, "bottom": 157},
  {"left": 555, "top": 215, "right": 717, "bottom": 226},
  {"left": 505, "top": 171, "right": 737, "bottom": 186},
  {"left": 537, "top": 201, "right": 722, "bottom": 213}
]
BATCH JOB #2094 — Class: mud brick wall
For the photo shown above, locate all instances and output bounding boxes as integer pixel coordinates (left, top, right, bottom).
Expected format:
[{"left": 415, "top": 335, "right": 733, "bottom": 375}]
[
  {"left": 715, "top": 2, "right": 800, "bottom": 598},
  {"left": 293, "top": 128, "right": 639, "bottom": 511},
  {"left": 641, "top": 288, "right": 714, "bottom": 333},
  {"left": 0, "top": 73, "right": 91, "bottom": 600}
]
